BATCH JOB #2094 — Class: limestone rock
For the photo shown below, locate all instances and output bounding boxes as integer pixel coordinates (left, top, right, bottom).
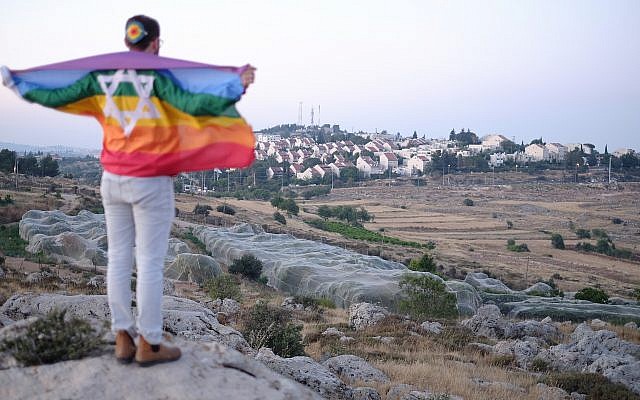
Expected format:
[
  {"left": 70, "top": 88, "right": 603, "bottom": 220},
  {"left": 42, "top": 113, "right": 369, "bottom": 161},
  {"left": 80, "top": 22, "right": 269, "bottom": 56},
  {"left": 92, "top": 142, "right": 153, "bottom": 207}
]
[
  {"left": 282, "top": 297, "right": 305, "bottom": 311},
  {"left": 87, "top": 275, "right": 106, "bottom": 288},
  {"left": 419, "top": 321, "right": 443, "bottom": 335},
  {"left": 0, "top": 340, "right": 324, "bottom": 400},
  {"left": 322, "top": 327, "right": 345, "bottom": 337},
  {"left": 352, "top": 387, "right": 381, "bottom": 400},
  {"left": 624, "top": 321, "right": 638, "bottom": 330},
  {"left": 460, "top": 304, "right": 508, "bottom": 338},
  {"left": 493, "top": 339, "right": 542, "bottom": 369},
  {"left": 349, "top": 302, "right": 389, "bottom": 331},
  {"left": 472, "top": 378, "right": 526, "bottom": 393},
  {"left": 255, "top": 347, "right": 353, "bottom": 399},
  {"left": 536, "top": 323, "right": 640, "bottom": 394},
  {"left": 164, "top": 253, "right": 222, "bottom": 285},
  {"left": 535, "top": 383, "right": 571, "bottom": 400},
  {"left": 210, "top": 298, "right": 241, "bottom": 321},
  {"left": 25, "top": 271, "right": 56, "bottom": 284},
  {"left": 590, "top": 319, "right": 607, "bottom": 328},
  {"left": 0, "top": 293, "right": 251, "bottom": 354},
  {"left": 322, "top": 354, "right": 389, "bottom": 384},
  {"left": 386, "top": 384, "right": 419, "bottom": 400},
  {"left": 162, "top": 278, "right": 176, "bottom": 296}
]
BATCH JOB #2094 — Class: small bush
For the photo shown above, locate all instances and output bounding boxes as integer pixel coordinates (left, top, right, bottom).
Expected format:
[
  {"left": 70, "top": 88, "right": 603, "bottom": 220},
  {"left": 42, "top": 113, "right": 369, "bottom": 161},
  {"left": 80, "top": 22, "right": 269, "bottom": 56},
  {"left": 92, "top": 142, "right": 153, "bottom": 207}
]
[
  {"left": 591, "top": 228, "right": 608, "bottom": 239},
  {"left": 408, "top": 253, "right": 437, "bottom": 273},
  {"left": 0, "top": 194, "right": 14, "bottom": 206},
  {"left": 216, "top": 204, "right": 236, "bottom": 215},
  {"left": 193, "top": 204, "right": 213, "bottom": 215},
  {"left": 506, "top": 220, "right": 513, "bottom": 229},
  {"left": 241, "top": 302, "right": 305, "bottom": 357},
  {"left": 575, "top": 228, "right": 591, "bottom": 239},
  {"left": 0, "top": 224, "right": 29, "bottom": 257},
  {"left": 463, "top": 198, "right": 474, "bottom": 206},
  {"left": 229, "top": 254, "right": 263, "bottom": 280},
  {"left": 612, "top": 217, "right": 624, "bottom": 225},
  {"left": 398, "top": 274, "right": 458, "bottom": 320},
  {"left": 575, "top": 287, "right": 609, "bottom": 304},
  {"left": 530, "top": 358, "right": 551, "bottom": 372},
  {"left": 489, "top": 354, "right": 516, "bottom": 367},
  {"left": 541, "top": 372, "right": 640, "bottom": 400},
  {"left": 0, "top": 309, "right": 103, "bottom": 366},
  {"left": 205, "top": 274, "right": 242, "bottom": 301},
  {"left": 551, "top": 233, "right": 565, "bottom": 249},
  {"left": 273, "top": 211, "right": 286, "bottom": 225},
  {"left": 507, "top": 239, "right": 530, "bottom": 252}
]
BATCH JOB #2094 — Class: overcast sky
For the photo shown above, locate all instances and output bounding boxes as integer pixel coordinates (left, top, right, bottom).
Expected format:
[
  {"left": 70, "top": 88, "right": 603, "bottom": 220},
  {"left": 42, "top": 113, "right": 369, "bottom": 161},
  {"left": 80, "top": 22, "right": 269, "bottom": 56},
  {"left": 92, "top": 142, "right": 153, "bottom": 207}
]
[{"left": 1, "top": 0, "right": 639, "bottom": 152}]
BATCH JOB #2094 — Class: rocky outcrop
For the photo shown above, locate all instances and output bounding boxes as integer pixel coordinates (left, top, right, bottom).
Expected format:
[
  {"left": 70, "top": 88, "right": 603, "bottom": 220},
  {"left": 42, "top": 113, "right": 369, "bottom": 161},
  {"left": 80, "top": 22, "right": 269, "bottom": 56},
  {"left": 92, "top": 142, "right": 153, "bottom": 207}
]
[
  {"left": 322, "top": 354, "right": 389, "bottom": 384},
  {"left": 461, "top": 305, "right": 561, "bottom": 344},
  {"left": 0, "top": 293, "right": 251, "bottom": 354},
  {"left": 536, "top": 323, "right": 640, "bottom": 394},
  {"left": 255, "top": 347, "right": 354, "bottom": 399},
  {"left": 164, "top": 253, "right": 222, "bottom": 285},
  {"left": 0, "top": 340, "right": 324, "bottom": 400},
  {"left": 419, "top": 321, "right": 443, "bottom": 335},
  {"left": 349, "top": 302, "right": 389, "bottom": 331}
]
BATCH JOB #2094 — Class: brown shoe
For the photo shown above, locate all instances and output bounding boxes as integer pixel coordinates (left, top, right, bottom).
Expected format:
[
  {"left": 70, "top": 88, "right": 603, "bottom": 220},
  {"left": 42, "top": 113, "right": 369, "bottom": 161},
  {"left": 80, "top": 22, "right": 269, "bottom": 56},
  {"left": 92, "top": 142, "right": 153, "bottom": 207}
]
[
  {"left": 135, "top": 335, "right": 181, "bottom": 367},
  {"left": 115, "top": 330, "right": 136, "bottom": 364}
]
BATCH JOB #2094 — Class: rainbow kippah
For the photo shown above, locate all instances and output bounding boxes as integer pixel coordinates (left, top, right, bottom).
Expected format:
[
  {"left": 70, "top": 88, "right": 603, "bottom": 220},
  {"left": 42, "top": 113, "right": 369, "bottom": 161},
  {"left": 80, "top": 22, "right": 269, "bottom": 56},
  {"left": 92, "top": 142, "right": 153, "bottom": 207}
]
[{"left": 126, "top": 21, "right": 147, "bottom": 44}]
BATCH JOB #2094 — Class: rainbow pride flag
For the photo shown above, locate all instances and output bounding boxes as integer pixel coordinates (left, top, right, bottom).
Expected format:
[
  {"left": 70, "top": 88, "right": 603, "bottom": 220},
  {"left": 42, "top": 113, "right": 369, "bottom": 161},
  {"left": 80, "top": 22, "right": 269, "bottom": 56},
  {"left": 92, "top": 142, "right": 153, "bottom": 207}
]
[{"left": 1, "top": 52, "right": 255, "bottom": 176}]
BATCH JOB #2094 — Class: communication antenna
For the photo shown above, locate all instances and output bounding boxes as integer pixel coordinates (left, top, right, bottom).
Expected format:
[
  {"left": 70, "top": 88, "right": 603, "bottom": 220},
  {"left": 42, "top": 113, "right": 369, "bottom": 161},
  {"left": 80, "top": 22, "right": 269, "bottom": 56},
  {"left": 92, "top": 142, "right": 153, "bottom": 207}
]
[
  {"left": 298, "top": 102, "right": 303, "bottom": 126},
  {"left": 310, "top": 106, "right": 315, "bottom": 126}
]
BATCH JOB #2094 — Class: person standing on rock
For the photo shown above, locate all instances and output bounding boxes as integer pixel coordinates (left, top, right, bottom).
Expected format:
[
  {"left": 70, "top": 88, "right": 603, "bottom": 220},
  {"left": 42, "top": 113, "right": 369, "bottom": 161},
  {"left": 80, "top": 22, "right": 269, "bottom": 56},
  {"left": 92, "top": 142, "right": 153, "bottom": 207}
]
[
  {"left": 2, "top": 14, "right": 256, "bottom": 366},
  {"left": 106, "top": 15, "right": 255, "bottom": 366}
]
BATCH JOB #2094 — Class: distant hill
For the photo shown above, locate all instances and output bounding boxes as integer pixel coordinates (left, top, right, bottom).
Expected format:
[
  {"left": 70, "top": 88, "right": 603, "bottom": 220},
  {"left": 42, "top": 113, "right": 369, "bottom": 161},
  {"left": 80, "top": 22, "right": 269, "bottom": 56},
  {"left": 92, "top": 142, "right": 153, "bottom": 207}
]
[{"left": 0, "top": 142, "right": 100, "bottom": 157}]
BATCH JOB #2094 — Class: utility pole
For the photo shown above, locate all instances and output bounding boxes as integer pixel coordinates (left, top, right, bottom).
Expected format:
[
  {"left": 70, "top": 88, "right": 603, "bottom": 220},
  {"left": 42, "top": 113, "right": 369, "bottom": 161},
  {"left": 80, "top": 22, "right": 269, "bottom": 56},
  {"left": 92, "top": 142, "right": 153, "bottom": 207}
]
[
  {"left": 227, "top": 170, "right": 230, "bottom": 192},
  {"left": 14, "top": 158, "right": 18, "bottom": 189}
]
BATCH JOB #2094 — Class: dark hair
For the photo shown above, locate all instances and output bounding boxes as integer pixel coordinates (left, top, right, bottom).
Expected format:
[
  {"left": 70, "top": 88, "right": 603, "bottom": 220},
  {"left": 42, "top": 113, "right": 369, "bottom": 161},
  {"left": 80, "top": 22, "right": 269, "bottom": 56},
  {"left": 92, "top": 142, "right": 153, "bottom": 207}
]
[{"left": 125, "top": 15, "right": 160, "bottom": 51}]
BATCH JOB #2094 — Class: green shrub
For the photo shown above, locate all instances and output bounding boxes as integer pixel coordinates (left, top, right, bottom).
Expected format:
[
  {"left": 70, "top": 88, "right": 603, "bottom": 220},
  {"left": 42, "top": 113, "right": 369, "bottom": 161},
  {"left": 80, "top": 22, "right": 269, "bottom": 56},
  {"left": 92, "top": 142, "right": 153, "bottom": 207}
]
[
  {"left": 591, "top": 228, "right": 608, "bottom": 239},
  {"left": 0, "top": 309, "right": 103, "bottom": 366},
  {"left": 530, "top": 358, "right": 551, "bottom": 372},
  {"left": 506, "top": 220, "right": 513, "bottom": 229},
  {"left": 463, "top": 198, "right": 474, "bottom": 206},
  {"left": 205, "top": 274, "right": 242, "bottom": 301},
  {"left": 216, "top": 204, "right": 236, "bottom": 215},
  {"left": 193, "top": 204, "right": 212, "bottom": 215},
  {"left": 489, "top": 354, "right": 516, "bottom": 367},
  {"left": 0, "top": 194, "right": 14, "bottom": 206},
  {"left": 575, "top": 287, "right": 609, "bottom": 304},
  {"left": 306, "top": 219, "right": 428, "bottom": 249},
  {"left": 229, "top": 254, "right": 263, "bottom": 280},
  {"left": 398, "top": 274, "right": 458, "bottom": 320},
  {"left": 634, "top": 288, "right": 640, "bottom": 302},
  {"left": 0, "top": 224, "right": 29, "bottom": 257},
  {"left": 507, "top": 239, "right": 530, "bottom": 252},
  {"left": 241, "top": 302, "right": 305, "bottom": 357},
  {"left": 271, "top": 197, "right": 299, "bottom": 216},
  {"left": 612, "top": 217, "right": 624, "bottom": 225},
  {"left": 575, "top": 228, "right": 591, "bottom": 239},
  {"left": 408, "top": 253, "right": 437, "bottom": 273},
  {"left": 317, "top": 297, "right": 336, "bottom": 309},
  {"left": 551, "top": 233, "right": 565, "bottom": 249},
  {"left": 540, "top": 372, "right": 640, "bottom": 400},
  {"left": 273, "top": 211, "right": 286, "bottom": 225}
]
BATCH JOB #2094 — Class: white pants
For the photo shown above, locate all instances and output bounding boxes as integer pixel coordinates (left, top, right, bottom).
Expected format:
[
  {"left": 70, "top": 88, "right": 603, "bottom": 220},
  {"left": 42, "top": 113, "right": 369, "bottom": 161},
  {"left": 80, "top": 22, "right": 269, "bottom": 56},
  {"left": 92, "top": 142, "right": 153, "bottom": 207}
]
[{"left": 101, "top": 171, "right": 174, "bottom": 344}]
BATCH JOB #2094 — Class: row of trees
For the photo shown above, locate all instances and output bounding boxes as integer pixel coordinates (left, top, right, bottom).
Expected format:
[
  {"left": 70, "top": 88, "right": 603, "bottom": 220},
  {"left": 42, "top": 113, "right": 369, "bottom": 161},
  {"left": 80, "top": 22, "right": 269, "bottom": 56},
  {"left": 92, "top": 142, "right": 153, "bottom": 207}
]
[{"left": 0, "top": 149, "right": 59, "bottom": 177}]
